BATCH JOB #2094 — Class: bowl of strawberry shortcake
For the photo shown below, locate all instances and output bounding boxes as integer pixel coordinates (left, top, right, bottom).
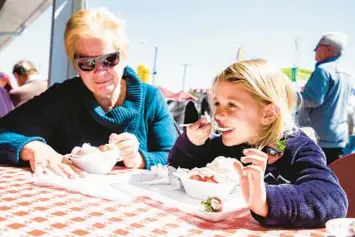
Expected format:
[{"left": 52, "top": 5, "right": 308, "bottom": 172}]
[{"left": 174, "top": 156, "right": 240, "bottom": 200}]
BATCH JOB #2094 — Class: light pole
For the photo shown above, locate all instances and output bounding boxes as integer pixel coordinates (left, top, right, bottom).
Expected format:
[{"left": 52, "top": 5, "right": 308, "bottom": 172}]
[
  {"left": 291, "top": 36, "right": 300, "bottom": 82},
  {"left": 152, "top": 46, "right": 158, "bottom": 85},
  {"left": 181, "top": 63, "right": 192, "bottom": 91},
  {"left": 294, "top": 36, "right": 300, "bottom": 68},
  {"left": 141, "top": 40, "right": 158, "bottom": 85}
]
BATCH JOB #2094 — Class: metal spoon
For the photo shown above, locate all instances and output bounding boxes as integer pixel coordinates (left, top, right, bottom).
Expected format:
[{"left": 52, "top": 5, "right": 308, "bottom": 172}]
[{"left": 179, "top": 123, "right": 231, "bottom": 132}]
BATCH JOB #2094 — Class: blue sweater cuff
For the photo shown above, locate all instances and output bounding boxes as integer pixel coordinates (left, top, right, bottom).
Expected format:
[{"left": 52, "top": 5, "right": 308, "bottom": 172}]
[
  {"left": 250, "top": 184, "right": 288, "bottom": 227},
  {"left": 249, "top": 183, "right": 274, "bottom": 226},
  {"left": 139, "top": 149, "right": 154, "bottom": 170},
  {"left": 139, "top": 149, "right": 169, "bottom": 170}
]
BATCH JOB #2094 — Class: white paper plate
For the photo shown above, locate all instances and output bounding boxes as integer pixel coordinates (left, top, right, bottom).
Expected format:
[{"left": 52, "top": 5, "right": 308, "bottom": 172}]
[
  {"left": 326, "top": 218, "right": 355, "bottom": 236},
  {"left": 193, "top": 198, "right": 248, "bottom": 222},
  {"left": 111, "top": 178, "right": 248, "bottom": 222}
]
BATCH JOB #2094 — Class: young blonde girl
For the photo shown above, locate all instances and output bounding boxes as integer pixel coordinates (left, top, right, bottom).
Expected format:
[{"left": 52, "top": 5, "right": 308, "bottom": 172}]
[{"left": 168, "top": 59, "right": 347, "bottom": 228}]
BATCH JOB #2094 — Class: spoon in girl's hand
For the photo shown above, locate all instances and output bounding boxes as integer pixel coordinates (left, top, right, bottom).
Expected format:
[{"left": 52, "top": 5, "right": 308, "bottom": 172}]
[
  {"left": 179, "top": 122, "right": 232, "bottom": 132},
  {"left": 179, "top": 112, "right": 233, "bottom": 135}
]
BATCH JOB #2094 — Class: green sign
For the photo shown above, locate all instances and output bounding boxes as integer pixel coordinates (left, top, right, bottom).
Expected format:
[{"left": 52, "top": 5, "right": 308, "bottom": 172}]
[{"left": 291, "top": 67, "right": 297, "bottom": 82}]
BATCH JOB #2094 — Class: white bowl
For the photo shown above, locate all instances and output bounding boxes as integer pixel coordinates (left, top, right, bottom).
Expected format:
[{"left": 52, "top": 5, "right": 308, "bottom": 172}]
[
  {"left": 179, "top": 175, "right": 237, "bottom": 200},
  {"left": 66, "top": 149, "right": 120, "bottom": 175}
]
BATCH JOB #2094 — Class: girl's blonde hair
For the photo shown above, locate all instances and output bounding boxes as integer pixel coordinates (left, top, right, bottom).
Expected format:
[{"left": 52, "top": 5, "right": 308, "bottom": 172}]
[
  {"left": 64, "top": 8, "right": 128, "bottom": 66},
  {"left": 213, "top": 59, "right": 298, "bottom": 149}
]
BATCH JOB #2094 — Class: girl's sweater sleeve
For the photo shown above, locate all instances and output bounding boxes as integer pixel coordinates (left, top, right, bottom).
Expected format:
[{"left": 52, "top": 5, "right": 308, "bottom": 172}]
[
  {"left": 252, "top": 135, "right": 348, "bottom": 228},
  {"left": 168, "top": 131, "right": 214, "bottom": 169}
]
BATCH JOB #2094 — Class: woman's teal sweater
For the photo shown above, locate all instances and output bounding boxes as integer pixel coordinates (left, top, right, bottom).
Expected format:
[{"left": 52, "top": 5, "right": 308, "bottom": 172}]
[{"left": 0, "top": 67, "right": 177, "bottom": 169}]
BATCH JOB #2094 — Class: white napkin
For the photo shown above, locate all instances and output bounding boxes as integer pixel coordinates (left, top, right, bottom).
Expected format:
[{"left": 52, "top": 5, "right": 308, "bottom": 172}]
[
  {"left": 32, "top": 165, "right": 181, "bottom": 201},
  {"left": 129, "top": 165, "right": 181, "bottom": 190},
  {"left": 32, "top": 172, "right": 133, "bottom": 202}
]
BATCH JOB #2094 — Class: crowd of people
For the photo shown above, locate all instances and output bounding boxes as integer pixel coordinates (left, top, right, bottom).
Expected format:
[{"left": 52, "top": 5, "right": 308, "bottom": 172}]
[{"left": 0, "top": 7, "right": 352, "bottom": 229}]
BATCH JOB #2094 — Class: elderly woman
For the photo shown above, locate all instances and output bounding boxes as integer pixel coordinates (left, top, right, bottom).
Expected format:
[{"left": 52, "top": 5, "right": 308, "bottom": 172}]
[{"left": 0, "top": 8, "right": 177, "bottom": 178}]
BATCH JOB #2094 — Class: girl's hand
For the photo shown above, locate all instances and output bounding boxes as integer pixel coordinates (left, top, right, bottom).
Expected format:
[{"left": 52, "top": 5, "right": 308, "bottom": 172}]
[
  {"left": 234, "top": 148, "right": 268, "bottom": 217},
  {"left": 186, "top": 118, "right": 212, "bottom": 146}
]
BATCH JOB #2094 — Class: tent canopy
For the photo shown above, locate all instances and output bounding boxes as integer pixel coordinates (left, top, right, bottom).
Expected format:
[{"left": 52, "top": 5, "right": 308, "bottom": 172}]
[
  {"left": 158, "top": 86, "right": 197, "bottom": 101},
  {"left": 0, "top": 0, "right": 51, "bottom": 48},
  {"left": 158, "top": 86, "right": 175, "bottom": 98},
  {"left": 172, "top": 91, "right": 197, "bottom": 101}
]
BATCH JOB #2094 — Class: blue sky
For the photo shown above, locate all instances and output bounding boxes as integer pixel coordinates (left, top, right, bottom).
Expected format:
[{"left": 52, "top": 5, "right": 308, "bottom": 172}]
[{"left": 0, "top": 0, "right": 354, "bottom": 91}]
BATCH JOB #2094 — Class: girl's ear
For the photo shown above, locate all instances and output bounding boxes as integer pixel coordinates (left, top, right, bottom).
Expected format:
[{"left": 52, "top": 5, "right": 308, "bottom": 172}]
[{"left": 261, "top": 103, "right": 280, "bottom": 125}]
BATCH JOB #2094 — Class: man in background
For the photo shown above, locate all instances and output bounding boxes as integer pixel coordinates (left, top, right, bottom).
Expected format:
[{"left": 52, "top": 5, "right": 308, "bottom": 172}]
[
  {"left": 300, "top": 31, "right": 353, "bottom": 164},
  {"left": 10, "top": 60, "right": 48, "bottom": 107}
]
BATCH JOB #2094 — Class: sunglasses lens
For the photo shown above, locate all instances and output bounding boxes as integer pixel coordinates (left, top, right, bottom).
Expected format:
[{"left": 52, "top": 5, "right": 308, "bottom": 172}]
[
  {"left": 101, "top": 52, "right": 120, "bottom": 68},
  {"left": 77, "top": 58, "right": 96, "bottom": 71},
  {"left": 76, "top": 52, "right": 120, "bottom": 72}
]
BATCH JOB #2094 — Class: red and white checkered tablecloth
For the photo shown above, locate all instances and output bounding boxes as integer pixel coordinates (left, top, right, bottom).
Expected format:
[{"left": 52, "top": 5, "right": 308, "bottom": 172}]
[{"left": 0, "top": 165, "right": 328, "bottom": 237}]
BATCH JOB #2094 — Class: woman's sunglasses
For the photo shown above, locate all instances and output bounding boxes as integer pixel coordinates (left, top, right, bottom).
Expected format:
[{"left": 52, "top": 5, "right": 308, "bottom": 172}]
[{"left": 74, "top": 51, "right": 120, "bottom": 72}]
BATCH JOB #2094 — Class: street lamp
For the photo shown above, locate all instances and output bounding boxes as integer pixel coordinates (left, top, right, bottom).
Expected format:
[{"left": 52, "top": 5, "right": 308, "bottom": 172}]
[
  {"left": 141, "top": 40, "right": 158, "bottom": 85},
  {"left": 181, "top": 63, "right": 192, "bottom": 91}
]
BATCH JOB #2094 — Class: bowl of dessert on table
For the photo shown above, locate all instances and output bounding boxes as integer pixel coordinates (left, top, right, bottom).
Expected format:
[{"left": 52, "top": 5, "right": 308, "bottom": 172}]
[
  {"left": 174, "top": 156, "right": 240, "bottom": 200},
  {"left": 173, "top": 156, "right": 247, "bottom": 222},
  {"left": 65, "top": 143, "right": 121, "bottom": 175}
]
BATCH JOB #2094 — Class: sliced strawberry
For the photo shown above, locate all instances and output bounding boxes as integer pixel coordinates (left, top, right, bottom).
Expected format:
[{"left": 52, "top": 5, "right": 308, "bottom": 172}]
[
  {"left": 209, "top": 176, "right": 219, "bottom": 183},
  {"left": 202, "top": 175, "right": 219, "bottom": 183},
  {"left": 189, "top": 174, "right": 203, "bottom": 181}
]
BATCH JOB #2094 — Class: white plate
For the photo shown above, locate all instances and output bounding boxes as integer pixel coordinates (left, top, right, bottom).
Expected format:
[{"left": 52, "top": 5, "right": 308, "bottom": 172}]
[
  {"left": 128, "top": 165, "right": 178, "bottom": 185},
  {"left": 111, "top": 176, "right": 248, "bottom": 222},
  {"left": 326, "top": 218, "right": 355, "bottom": 236},
  {"left": 193, "top": 198, "right": 248, "bottom": 222}
]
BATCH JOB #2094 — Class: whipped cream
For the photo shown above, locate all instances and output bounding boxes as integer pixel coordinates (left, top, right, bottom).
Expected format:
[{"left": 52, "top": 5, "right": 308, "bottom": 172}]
[
  {"left": 177, "top": 156, "right": 239, "bottom": 184},
  {"left": 71, "top": 143, "right": 100, "bottom": 156}
]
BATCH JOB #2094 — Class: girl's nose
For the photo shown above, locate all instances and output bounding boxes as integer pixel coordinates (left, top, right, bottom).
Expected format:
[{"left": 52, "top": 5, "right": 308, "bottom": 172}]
[{"left": 214, "top": 109, "right": 225, "bottom": 122}]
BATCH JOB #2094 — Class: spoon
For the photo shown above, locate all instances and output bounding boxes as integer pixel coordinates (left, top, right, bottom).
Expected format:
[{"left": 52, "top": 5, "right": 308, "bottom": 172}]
[{"left": 179, "top": 123, "right": 232, "bottom": 132}]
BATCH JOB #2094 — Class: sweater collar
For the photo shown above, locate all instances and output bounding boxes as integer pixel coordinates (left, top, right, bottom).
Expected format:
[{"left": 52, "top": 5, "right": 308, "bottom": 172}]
[
  {"left": 84, "top": 66, "right": 143, "bottom": 132},
  {"left": 316, "top": 55, "right": 341, "bottom": 67}
]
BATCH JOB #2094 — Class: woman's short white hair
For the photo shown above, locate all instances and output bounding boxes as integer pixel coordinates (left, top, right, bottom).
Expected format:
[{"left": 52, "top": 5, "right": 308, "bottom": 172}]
[{"left": 320, "top": 31, "right": 348, "bottom": 55}]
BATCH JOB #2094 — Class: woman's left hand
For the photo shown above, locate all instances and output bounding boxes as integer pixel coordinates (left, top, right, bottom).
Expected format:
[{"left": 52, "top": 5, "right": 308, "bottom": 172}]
[
  {"left": 234, "top": 148, "right": 268, "bottom": 217},
  {"left": 109, "top": 133, "right": 145, "bottom": 169}
]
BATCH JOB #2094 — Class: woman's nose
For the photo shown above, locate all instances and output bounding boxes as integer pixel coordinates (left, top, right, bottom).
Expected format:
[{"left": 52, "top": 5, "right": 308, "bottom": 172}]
[{"left": 94, "top": 60, "right": 107, "bottom": 74}]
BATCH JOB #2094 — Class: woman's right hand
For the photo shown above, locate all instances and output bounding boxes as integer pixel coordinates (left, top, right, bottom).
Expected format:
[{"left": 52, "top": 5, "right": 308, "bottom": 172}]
[
  {"left": 20, "top": 141, "right": 85, "bottom": 179},
  {"left": 186, "top": 118, "right": 212, "bottom": 146}
]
